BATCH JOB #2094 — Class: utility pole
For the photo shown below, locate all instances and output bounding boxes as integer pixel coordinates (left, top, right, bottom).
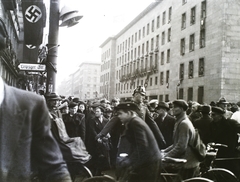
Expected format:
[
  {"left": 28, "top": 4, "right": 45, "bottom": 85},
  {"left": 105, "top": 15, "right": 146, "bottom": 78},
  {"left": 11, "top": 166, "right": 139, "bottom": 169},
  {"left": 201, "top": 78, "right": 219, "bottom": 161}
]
[{"left": 46, "top": 0, "right": 59, "bottom": 93}]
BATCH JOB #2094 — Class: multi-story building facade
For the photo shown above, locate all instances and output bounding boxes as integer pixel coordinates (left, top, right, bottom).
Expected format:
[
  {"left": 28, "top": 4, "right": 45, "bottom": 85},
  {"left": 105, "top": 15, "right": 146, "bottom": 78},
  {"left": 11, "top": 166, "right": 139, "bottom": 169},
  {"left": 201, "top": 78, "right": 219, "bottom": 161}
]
[
  {"left": 0, "top": 1, "right": 24, "bottom": 87},
  {"left": 100, "top": 0, "right": 240, "bottom": 104},
  {"left": 58, "top": 62, "right": 101, "bottom": 100}
]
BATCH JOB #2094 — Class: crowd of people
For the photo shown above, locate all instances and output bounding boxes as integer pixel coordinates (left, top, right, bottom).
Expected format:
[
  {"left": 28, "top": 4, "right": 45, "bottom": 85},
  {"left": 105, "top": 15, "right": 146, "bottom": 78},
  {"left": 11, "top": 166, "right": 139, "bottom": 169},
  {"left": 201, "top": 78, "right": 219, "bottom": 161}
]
[
  {"left": 2, "top": 73, "right": 240, "bottom": 181},
  {"left": 42, "top": 86, "right": 240, "bottom": 181}
]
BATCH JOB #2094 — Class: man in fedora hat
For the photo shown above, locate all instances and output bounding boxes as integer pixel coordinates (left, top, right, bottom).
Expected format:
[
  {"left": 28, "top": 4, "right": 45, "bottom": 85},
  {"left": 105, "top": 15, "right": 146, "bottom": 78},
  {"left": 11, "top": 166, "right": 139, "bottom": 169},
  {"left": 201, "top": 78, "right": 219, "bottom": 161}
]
[
  {"left": 216, "top": 97, "right": 233, "bottom": 119},
  {"left": 45, "top": 92, "right": 62, "bottom": 118},
  {"left": 154, "top": 101, "right": 176, "bottom": 148}
]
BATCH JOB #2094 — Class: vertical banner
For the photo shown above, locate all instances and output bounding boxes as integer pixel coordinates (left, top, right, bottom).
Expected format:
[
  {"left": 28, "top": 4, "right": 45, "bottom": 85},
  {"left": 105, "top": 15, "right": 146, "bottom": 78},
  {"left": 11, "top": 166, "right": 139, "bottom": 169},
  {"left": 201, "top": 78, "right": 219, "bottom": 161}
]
[{"left": 22, "top": 0, "right": 46, "bottom": 46}]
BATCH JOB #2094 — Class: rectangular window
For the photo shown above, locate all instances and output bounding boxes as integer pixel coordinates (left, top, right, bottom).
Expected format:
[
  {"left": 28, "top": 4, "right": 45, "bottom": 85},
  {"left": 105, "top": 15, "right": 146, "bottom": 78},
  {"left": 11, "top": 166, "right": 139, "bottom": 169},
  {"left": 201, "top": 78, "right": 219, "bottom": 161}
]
[
  {"left": 189, "top": 34, "right": 195, "bottom": 51},
  {"left": 199, "top": 58, "right": 205, "bottom": 77},
  {"left": 200, "top": 29, "right": 205, "bottom": 48},
  {"left": 146, "top": 41, "right": 149, "bottom": 53},
  {"left": 162, "top": 11, "right": 166, "bottom": 25},
  {"left": 157, "top": 15, "right": 160, "bottom": 28},
  {"left": 165, "top": 94, "right": 169, "bottom": 102},
  {"left": 147, "top": 23, "right": 150, "bottom": 35},
  {"left": 154, "top": 53, "right": 158, "bottom": 67},
  {"left": 156, "top": 35, "right": 159, "bottom": 47},
  {"left": 132, "top": 35, "right": 134, "bottom": 46},
  {"left": 139, "top": 29, "right": 141, "bottom": 40},
  {"left": 182, "top": 13, "right": 186, "bottom": 29},
  {"left": 198, "top": 86, "right": 204, "bottom": 104},
  {"left": 161, "top": 31, "right": 165, "bottom": 45},
  {"left": 142, "top": 43, "right": 145, "bottom": 55},
  {"left": 188, "top": 87, "right": 193, "bottom": 101},
  {"left": 143, "top": 27, "right": 145, "bottom": 37},
  {"left": 188, "top": 61, "right": 194, "bottom": 78},
  {"left": 201, "top": 0, "right": 207, "bottom": 18},
  {"left": 152, "top": 19, "right": 154, "bottom": 32},
  {"left": 180, "top": 63, "right": 184, "bottom": 80},
  {"left": 190, "top": 7, "right": 196, "bottom": 25},
  {"left": 182, "top": 0, "right": 187, "bottom": 5},
  {"left": 167, "top": 28, "right": 171, "bottom": 42},
  {"left": 159, "top": 95, "right": 163, "bottom": 101},
  {"left": 135, "top": 32, "right": 137, "bottom": 43},
  {"left": 167, "top": 49, "right": 170, "bottom": 63},
  {"left": 151, "top": 38, "right": 154, "bottom": 51},
  {"left": 160, "top": 72, "right": 164, "bottom": 85},
  {"left": 150, "top": 77, "right": 152, "bottom": 86},
  {"left": 168, "top": 7, "right": 172, "bottom": 23},
  {"left": 181, "top": 38, "right": 185, "bottom": 55},
  {"left": 155, "top": 76, "right": 158, "bottom": 85},
  {"left": 161, "top": 51, "right": 164, "bottom": 65},
  {"left": 166, "top": 70, "right": 169, "bottom": 84},
  {"left": 179, "top": 88, "right": 184, "bottom": 99}
]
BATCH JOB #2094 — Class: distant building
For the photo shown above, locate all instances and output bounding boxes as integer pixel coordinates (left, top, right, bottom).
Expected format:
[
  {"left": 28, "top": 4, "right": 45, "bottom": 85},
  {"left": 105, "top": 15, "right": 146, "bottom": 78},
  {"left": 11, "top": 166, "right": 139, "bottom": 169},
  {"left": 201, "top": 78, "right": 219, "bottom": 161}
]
[
  {"left": 100, "top": 0, "right": 240, "bottom": 103},
  {"left": 58, "top": 62, "right": 101, "bottom": 100}
]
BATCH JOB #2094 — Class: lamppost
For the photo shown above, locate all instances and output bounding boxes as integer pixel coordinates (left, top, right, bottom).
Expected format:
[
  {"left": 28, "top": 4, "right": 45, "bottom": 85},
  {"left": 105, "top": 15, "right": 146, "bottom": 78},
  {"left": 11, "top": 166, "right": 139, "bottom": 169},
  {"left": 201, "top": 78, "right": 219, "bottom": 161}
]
[{"left": 46, "top": 0, "right": 82, "bottom": 93}]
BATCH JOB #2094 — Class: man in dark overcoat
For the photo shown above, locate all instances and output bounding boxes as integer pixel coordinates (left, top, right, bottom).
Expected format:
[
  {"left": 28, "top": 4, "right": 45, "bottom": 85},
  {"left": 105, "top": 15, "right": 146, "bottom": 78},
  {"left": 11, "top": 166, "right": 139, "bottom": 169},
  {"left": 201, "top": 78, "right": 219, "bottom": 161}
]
[
  {"left": 62, "top": 101, "right": 86, "bottom": 142},
  {"left": 115, "top": 102, "right": 162, "bottom": 182},
  {"left": 209, "top": 106, "right": 240, "bottom": 178},
  {"left": 193, "top": 105, "right": 212, "bottom": 145},
  {"left": 88, "top": 106, "right": 111, "bottom": 175},
  {"left": 154, "top": 101, "right": 176, "bottom": 149},
  {"left": 0, "top": 78, "right": 71, "bottom": 181}
]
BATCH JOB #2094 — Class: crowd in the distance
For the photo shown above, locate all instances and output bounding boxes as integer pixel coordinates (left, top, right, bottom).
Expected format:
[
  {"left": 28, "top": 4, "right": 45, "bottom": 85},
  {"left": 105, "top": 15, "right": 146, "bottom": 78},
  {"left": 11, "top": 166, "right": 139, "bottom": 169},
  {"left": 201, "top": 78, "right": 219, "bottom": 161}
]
[{"left": 43, "top": 87, "right": 240, "bottom": 181}]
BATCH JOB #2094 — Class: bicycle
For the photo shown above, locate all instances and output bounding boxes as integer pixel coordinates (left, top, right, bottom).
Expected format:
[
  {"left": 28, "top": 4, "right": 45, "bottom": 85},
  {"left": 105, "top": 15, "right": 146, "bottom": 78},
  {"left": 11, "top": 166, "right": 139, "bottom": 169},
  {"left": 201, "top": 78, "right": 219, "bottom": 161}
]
[
  {"left": 200, "top": 143, "right": 239, "bottom": 182},
  {"left": 67, "top": 161, "right": 93, "bottom": 182},
  {"left": 160, "top": 156, "right": 187, "bottom": 182}
]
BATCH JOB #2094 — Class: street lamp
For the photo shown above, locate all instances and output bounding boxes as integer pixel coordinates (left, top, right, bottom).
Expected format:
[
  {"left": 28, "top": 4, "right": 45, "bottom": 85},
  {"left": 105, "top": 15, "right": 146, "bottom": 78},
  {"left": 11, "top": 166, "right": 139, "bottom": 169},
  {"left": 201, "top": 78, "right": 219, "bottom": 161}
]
[{"left": 46, "top": 0, "right": 82, "bottom": 93}]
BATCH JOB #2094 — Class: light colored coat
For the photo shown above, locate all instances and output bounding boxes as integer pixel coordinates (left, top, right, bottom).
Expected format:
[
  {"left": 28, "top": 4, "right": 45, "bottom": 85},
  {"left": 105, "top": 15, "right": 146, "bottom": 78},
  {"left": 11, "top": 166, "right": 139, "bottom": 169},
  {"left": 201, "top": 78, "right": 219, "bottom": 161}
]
[{"left": 164, "top": 113, "right": 200, "bottom": 169}]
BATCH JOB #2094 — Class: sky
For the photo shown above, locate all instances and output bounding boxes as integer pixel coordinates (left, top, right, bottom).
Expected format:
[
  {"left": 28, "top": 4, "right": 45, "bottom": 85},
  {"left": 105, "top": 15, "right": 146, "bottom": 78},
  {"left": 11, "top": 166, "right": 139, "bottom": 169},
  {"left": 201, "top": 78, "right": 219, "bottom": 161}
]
[{"left": 55, "top": 0, "right": 155, "bottom": 87}]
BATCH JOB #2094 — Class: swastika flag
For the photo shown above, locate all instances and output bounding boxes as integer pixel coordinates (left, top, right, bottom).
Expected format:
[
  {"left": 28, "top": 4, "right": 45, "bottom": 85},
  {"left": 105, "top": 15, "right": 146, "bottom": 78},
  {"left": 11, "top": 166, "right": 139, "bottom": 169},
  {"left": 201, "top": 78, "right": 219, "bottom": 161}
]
[{"left": 22, "top": 0, "right": 46, "bottom": 46}]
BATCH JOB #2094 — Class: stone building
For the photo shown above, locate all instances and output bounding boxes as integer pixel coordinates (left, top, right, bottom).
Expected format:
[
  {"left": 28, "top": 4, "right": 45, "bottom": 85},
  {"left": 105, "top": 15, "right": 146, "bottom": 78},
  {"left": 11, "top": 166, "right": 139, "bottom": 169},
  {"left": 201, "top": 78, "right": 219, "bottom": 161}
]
[
  {"left": 100, "top": 0, "right": 240, "bottom": 103},
  {"left": 58, "top": 62, "right": 101, "bottom": 100}
]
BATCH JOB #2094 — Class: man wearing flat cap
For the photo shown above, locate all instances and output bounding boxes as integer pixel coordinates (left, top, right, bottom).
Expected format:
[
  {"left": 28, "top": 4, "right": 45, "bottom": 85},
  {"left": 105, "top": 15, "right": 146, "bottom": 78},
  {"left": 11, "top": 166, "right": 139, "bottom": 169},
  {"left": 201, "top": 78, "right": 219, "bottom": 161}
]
[
  {"left": 193, "top": 105, "right": 212, "bottom": 145},
  {"left": 209, "top": 106, "right": 240, "bottom": 177},
  {"left": 97, "top": 86, "right": 166, "bottom": 150},
  {"left": 154, "top": 101, "right": 176, "bottom": 149},
  {"left": 115, "top": 102, "right": 162, "bottom": 182},
  {"left": 162, "top": 99, "right": 200, "bottom": 180}
]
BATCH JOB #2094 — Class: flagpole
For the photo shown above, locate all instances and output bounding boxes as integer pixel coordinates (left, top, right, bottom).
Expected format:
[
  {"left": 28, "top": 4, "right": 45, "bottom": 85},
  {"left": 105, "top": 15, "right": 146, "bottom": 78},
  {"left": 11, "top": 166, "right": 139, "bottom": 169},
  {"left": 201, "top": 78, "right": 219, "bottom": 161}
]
[{"left": 46, "top": 0, "right": 59, "bottom": 93}]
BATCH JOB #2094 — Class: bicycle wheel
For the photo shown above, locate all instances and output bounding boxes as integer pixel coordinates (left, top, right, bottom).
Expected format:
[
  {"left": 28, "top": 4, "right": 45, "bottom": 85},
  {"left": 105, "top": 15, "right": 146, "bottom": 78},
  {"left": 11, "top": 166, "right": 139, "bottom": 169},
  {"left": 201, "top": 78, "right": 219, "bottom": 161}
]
[
  {"left": 73, "top": 165, "right": 93, "bottom": 182},
  {"left": 183, "top": 177, "right": 214, "bottom": 182},
  {"left": 201, "top": 168, "right": 238, "bottom": 182},
  {"left": 82, "top": 175, "right": 116, "bottom": 182}
]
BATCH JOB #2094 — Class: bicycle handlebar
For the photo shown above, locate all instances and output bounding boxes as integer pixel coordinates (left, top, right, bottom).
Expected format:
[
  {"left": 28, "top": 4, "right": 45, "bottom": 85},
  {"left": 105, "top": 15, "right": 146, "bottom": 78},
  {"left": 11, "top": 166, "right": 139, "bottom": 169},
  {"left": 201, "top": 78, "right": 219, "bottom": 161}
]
[
  {"left": 162, "top": 157, "right": 187, "bottom": 163},
  {"left": 207, "top": 143, "right": 228, "bottom": 149}
]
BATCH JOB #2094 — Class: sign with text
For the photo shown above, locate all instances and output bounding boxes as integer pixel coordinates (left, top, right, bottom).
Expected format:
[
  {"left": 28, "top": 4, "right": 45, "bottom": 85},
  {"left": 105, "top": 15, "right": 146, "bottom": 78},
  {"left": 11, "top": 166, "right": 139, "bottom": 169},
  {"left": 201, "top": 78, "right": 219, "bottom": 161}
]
[{"left": 18, "top": 63, "right": 46, "bottom": 71}]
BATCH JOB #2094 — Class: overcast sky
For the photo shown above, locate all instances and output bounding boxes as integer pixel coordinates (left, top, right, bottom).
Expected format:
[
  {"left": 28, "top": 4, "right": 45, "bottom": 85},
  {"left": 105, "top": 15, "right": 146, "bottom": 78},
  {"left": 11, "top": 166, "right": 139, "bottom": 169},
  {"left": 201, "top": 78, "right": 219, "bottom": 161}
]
[{"left": 55, "top": 0, "right": 155, "bottom": 86}]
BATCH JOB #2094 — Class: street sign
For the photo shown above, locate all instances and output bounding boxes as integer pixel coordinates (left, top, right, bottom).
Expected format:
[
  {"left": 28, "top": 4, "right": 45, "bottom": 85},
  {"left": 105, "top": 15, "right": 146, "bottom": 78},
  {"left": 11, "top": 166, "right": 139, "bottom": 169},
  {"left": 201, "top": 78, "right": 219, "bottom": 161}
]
[{"left": 18, "top": 63, "right": 46, "bottom": 71}]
